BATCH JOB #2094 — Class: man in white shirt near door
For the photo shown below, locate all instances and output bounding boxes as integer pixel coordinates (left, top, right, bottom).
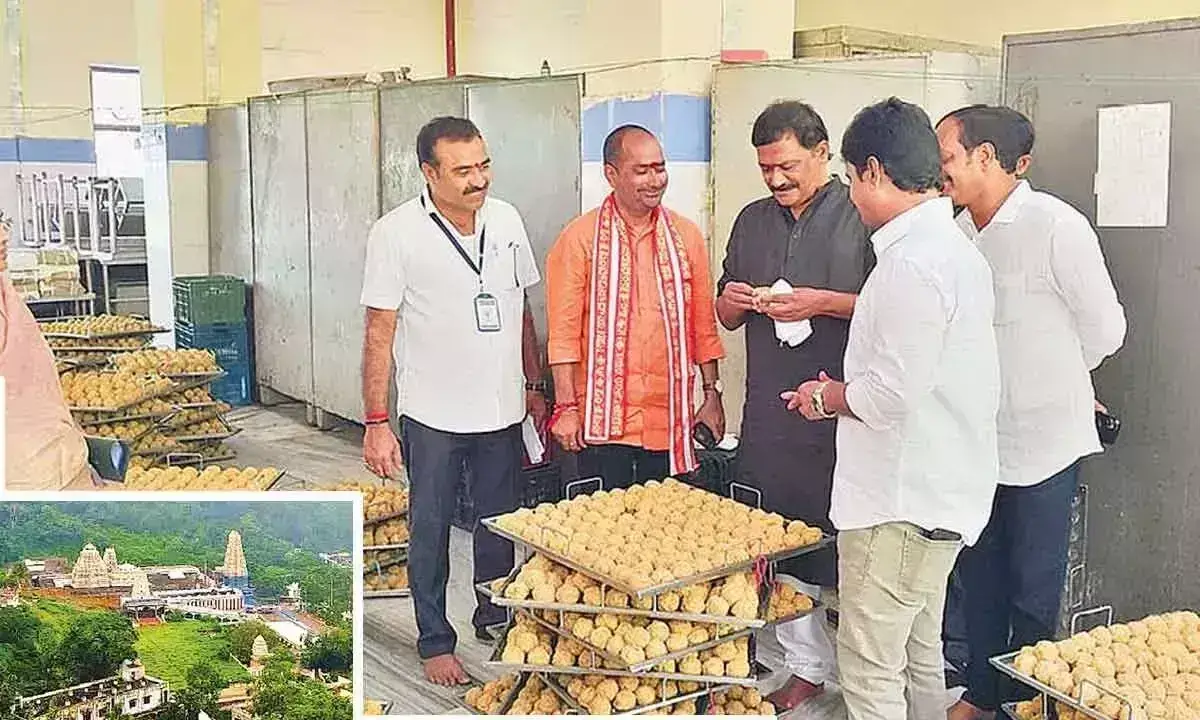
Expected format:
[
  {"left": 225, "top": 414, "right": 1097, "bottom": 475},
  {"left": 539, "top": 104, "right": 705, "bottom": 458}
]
[
  {"left": 785, "top": 97, "right": 1001, "bottom": 720},
  {"left": 360, "top": 116, "right": 546, "bottom": 687},
  {"left": 937, "top": 105, "right": 1126, "bottom": 720}
]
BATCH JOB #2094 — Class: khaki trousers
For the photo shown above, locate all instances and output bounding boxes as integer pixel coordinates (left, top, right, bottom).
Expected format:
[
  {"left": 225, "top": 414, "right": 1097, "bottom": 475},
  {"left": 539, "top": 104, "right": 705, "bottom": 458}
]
[{"left": 837, "top": 522, "right": 962, "bottom": 720}]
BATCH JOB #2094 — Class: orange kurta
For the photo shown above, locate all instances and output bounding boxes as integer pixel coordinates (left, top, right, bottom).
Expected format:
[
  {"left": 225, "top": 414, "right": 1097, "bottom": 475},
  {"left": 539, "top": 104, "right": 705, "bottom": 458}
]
[{"left": 546, "top": 207, "right": 724, "bottom": 452}]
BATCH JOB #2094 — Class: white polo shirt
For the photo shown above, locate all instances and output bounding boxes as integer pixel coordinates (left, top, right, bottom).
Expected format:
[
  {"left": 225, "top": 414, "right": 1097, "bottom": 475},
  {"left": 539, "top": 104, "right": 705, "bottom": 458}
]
[
  {"left": 832, "top": 197, "right": 1000, "bottom": 546},
  {"left": 958, "top": 181, "right": 1126, "bottom": 487},
  {"left": 360, "top": 188, "right": 540, "bottom": 434}
]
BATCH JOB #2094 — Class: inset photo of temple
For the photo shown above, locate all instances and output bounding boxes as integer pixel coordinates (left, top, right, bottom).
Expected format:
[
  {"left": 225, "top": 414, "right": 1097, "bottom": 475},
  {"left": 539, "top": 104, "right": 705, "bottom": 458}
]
[{"left": 0, "top": 498, "right": 358, "bottom": 720}]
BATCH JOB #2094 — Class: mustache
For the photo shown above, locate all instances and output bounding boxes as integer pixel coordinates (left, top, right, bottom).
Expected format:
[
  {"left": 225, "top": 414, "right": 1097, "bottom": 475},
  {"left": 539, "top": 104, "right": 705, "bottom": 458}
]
[
  {"left": 464, "top": 185, "right": 488, "bottom": 195},
  {"left": 769, "top": 183, "right": 797, "bottom": 193}
]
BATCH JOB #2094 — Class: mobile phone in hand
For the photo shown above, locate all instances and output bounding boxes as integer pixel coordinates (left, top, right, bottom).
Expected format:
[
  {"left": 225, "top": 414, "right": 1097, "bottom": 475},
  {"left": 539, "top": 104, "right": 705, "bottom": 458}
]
[{"left": 693, "top": 421, "right": 718, "bottom": 450}]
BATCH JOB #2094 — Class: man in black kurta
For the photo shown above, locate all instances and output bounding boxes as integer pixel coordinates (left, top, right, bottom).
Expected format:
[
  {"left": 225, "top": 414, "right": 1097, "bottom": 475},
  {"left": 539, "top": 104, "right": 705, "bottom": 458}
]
[{"left": 716, "top": 101, "right": 873, "bottom": 710}]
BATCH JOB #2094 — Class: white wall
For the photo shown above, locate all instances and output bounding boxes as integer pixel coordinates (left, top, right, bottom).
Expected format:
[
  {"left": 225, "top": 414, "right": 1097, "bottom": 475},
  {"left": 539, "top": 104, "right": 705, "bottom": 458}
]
[{"left": 259, "top": 0, "right": 445, "bottom": 84}]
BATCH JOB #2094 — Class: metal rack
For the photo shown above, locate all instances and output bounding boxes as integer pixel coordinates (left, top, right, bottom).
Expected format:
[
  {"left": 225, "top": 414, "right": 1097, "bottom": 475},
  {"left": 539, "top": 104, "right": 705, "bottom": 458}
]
[
  {"left": 14, "top": 173, "right": 147, "bottom": 315},
  {"left": 462, "top": 480, "right": 824, "bottom": 716}
]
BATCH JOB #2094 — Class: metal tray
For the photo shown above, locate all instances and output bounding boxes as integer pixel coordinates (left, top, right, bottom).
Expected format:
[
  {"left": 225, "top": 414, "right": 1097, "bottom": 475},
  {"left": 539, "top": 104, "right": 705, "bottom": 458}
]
[
  {"left": 169, "top": 419, "right": 242, "bottom": 443},
  {"left": 169, "top": 371, "right": 227, "bottom": 394},
  {"left": 520, "top": 608, "right": 753, "bottom": 674},
  {"left": 364, "top": 509, "right": 409, "bottom": 527},
  {"left": 480, "top": 515, "right": 832, "bottom": 599},
  {"left": 533, "top": 672, "right": 582, "bottom": 714},
  {"left": 364, "top": 589, "right": 411, "bottom": 600},
  {"left": 66, "top": 377, "right": 180, "bottom": 414},
  {"left": 481, "top": 558, "right": 767, "bottom": 628},
  {"left": 364, "top": 542, "right": 409, "bottom": 553},
  {"left": 39, "top": 315, "right": 167, "bottom": 340},
  {"left": 454, "top": 672, "right": 526, "bottom": 715},
  {"left": 1000, "top": 702, "right": 1025, "bottom": 720},
  {"left": 540, "top": 672, "right": 734, "bottom": 716},
  {"left": 484, "top": 556, "right": 818, "bottom": 630},
  {"left": 74, "top": 409, "right": 176, "bottom": 427},
  {"left": 163, "top": 402, "right": 227, "bottom": 428},
  {"left": 365, "top": 553, "right": 408, "bottom": 575},
  {"left": 990, "top": 655, "right": 1130, "bottom": 720},
  {"left": 363, "top": 699, "right": 394, "bottom": 717},
  {"left": 158, "top": 450, "right": 238, "bottom": 467},
  {"left": 83, "top": 421, "right": 157, "bottom": 445},
  {"left": 50, "top": 344, "right": 150, "bottom": 354},
  {"left": 259, "top": 469, "right": 287, "bottom": 491},
  {"left": 487, "top": 617, "right": 763, "bottom": 686}
]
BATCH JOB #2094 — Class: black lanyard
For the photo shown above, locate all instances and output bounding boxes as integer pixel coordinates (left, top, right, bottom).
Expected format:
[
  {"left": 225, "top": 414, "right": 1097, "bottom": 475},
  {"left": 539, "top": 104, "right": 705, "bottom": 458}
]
[{"left": 421, "top": 195, "right": 485, "bottom": 277}]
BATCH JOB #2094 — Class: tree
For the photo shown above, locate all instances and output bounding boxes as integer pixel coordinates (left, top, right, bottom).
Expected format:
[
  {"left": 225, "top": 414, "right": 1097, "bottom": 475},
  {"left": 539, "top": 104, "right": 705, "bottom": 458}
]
[
  {"left": 300, "top": 629, "right": 352, "bottom": 675},
  {"left": 0, "top": 563, "right": 28, "bottom": 589},
  {"left": 55, "top": 611, "right": 137, "bottom": 683},
  {"left": 225, "top": 621, "right": 287, "bottom": 665},
  {"left": 0, "top": 606, "right": 61, "bottom": 695},
  {"left": 158, "top": 663, "right": 232, "bottom": 720},
  {"left": 251, "top": 651, "right": 352, "bottom": 720}
]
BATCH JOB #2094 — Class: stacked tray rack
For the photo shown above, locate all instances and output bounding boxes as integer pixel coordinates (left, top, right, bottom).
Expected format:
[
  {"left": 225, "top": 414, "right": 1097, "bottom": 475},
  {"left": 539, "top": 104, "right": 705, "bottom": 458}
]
[
  {"left": 41, "top": 316, "right": 243, "bottom": 468},
  {"left": 362, "top": 484, "right": 411, "bottom": 600},
  {"left": 460, "top": 478, "right": 829, "bottom": 716}
]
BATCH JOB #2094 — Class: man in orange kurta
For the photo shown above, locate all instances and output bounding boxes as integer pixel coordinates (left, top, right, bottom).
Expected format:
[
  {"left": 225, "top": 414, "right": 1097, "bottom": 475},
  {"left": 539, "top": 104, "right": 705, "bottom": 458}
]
[{"left": 545, "top": 125, "right": 725, "bottom": 489}]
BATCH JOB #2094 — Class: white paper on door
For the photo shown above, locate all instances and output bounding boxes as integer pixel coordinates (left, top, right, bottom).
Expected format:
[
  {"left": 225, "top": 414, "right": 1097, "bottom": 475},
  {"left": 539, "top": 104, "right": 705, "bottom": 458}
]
[{"left": 1094, "top": 102, "right": 1171, "bottom": 227}]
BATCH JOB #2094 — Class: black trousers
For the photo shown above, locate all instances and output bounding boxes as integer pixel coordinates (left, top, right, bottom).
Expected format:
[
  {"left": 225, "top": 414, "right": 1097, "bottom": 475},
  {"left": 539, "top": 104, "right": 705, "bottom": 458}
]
[
  {"left": 575, "top": 444, "right": 670, "bottom": 490},
  {"left": 400, "top": 416, "right": 520, "bottom": 659},
  {"left": 960, "top": 462, "right": 1080, "bottom": 710}
]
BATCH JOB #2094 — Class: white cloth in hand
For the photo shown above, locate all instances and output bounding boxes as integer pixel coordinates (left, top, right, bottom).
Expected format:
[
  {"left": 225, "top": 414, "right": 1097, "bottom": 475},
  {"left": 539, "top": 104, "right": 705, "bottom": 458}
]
[{"left": 771, "top": 279, "right": 813, "bottom": 347}]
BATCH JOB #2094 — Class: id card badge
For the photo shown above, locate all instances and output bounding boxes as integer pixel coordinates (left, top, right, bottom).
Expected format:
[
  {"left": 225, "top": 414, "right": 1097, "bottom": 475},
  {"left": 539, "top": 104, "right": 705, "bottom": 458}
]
[{"left": 474, "top": 293, "right": 502, "bottom": 332}]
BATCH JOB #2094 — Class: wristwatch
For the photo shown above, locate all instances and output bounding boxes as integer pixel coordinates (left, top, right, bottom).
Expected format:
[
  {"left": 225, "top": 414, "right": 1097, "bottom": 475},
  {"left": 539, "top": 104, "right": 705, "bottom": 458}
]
[
  {"left": 525, "top": 381, "right": 546, "bottom": 393},
  {"left": 812, "top": 382, "right": 837, "bottom": 419},
  {"left": 703, "top": 380, "right": 723, "bottom": 396}
]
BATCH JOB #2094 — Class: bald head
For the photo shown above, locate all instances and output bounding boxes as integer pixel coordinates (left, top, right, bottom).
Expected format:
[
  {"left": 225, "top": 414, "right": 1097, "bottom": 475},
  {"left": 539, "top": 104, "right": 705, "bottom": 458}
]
[
  {"left": 601, "top": 125, "right": 668, "bottom": 218},
  {"left": 603, "top": 125, "right": 659, "bottom": 168}
]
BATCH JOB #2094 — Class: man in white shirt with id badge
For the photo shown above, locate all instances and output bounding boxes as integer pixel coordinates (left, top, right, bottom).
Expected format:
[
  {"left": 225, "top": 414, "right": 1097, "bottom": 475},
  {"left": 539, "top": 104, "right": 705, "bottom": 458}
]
[{"left": 359, "top": 116, "right": 545, "bottom": 687}]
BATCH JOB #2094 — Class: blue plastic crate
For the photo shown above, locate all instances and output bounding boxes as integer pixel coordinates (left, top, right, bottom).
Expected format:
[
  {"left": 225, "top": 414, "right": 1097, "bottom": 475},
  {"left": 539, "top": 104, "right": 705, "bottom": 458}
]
[
  {"left": 175, "top": 321, "right": 252, "bottom": 370},
  {"left": 209, "top": 360, "right": 253, "bottom": 406}
]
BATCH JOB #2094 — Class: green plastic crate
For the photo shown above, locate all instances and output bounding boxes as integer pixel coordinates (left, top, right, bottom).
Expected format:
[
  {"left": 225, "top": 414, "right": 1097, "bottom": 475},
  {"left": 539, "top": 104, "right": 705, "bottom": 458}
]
[{"left": 173, "top": 275, "right": 246, "bottom": 326}]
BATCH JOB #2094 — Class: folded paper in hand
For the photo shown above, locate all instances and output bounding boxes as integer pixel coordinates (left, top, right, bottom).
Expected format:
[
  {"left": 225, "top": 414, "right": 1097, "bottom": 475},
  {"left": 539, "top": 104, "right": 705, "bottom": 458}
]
[
  {"left": 770, "top": 279, "right": 812, "bottom": 347},
  {"left": 522, "top": 415, "right": 545, "bottom": 464}
]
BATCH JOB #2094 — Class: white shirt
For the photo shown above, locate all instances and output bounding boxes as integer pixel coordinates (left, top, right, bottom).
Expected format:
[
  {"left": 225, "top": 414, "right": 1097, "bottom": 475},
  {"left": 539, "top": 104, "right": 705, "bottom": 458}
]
[
  {"left": 360, "top": 188, "right": 540, "bottom": 434},
  {"left": 832, "top": 197, "right": 1000, "bottom": 546},
  {"left": 957, "top": 180, "right": 1126, "bottom": 487}
]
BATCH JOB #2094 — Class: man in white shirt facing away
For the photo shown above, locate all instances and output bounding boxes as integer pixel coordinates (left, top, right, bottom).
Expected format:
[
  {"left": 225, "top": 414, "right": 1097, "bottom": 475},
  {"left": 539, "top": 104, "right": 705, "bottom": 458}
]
[
  {"left": 784, "top": 97, "right": 1001, "bottom": 720},
  {"left": 937, "top": 105, "right": 1126, "bottom": 720},
  {"left": 360, "top": 116, "right": 545, "bottom": 687}
]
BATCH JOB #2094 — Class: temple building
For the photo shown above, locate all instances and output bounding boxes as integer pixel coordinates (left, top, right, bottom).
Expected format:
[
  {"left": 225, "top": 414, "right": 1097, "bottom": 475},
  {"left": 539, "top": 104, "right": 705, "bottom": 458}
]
[
  {"left": 70, "top": 544, "right": 113, "bottom": 590},
  {"left": 249, "top": 635, "right": 270, "bottom": 677},
  {"left": 218, "top": 530, "right": 256, "bottom": 608}
]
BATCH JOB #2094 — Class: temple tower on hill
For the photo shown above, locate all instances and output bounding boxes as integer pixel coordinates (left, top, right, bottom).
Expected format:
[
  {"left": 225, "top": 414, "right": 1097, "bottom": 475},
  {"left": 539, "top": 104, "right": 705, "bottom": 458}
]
[
  {"left": 72, "top": 544, "right": 111, "bottom": 589},
  {"left": 223, "top": 531, "right": 248, "bottom": 578},
  {"left": 220, "top": 530, "right": 255, "bottom": 608}
]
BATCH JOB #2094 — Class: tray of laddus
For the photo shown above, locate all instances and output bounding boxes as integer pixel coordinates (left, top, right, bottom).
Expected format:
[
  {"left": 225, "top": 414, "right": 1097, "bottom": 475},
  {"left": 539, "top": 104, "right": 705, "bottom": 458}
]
[
  {"left": 990, "top": 609, "right": 1200, "bottom": 720},
  {"left": 483, "top": 479, "right": 830, "bottom": 598},
  {"left": 489, "top": 614, "right": 762, "bottom": 686}
]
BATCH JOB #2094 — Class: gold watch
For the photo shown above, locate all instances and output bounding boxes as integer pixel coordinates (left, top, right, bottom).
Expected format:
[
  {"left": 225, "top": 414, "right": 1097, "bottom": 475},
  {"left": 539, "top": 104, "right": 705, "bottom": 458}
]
[{"left": 812, "top": 382, "right": 837, "bottom": 419}]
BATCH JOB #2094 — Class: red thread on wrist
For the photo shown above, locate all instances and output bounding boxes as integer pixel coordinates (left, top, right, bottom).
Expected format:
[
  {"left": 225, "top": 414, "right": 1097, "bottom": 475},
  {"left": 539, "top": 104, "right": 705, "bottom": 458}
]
[
  {"left": 364, "top": 411, "right": 389, "bottom": 424},
  {"left": 548, "top": 403, "right": 578, "bottom": 429}
]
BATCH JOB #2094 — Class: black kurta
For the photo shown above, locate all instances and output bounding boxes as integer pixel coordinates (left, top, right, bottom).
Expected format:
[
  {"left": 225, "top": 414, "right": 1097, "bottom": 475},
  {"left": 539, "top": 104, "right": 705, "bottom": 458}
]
[{"left": 718, "top": 179, "right": 873, "bottom": 586}]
